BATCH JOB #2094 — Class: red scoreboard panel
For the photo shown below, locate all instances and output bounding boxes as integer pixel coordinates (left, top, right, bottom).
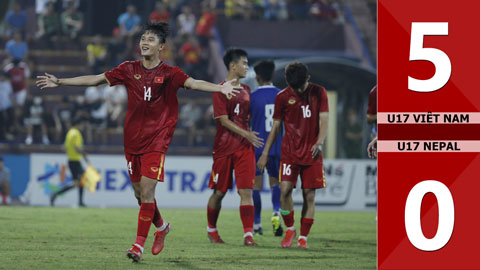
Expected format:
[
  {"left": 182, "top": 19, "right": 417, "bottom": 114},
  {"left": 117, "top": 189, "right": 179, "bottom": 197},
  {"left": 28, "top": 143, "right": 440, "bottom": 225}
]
[{"left": 378, "top": 0, "right": 480, "bottom": 269}]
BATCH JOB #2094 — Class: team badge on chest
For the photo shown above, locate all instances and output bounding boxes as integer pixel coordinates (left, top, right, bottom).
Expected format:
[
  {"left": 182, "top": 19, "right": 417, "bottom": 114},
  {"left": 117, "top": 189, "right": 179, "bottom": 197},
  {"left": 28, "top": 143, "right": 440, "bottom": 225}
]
[{"left": 134, "top": 74, "right": 141, "bottom": 80}]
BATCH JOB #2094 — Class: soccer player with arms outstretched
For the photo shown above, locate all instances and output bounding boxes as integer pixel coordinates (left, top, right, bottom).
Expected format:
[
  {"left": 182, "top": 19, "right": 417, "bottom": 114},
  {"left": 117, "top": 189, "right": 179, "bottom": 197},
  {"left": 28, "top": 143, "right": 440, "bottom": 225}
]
[
  {"left": 36, "top": 22, "right": 240, "bottom": 263},
  {"left": 249, "top": 60, "right": 283, "bottom": 236},
  {"left": 206, "top": 48, "right": 264, "bottom": 246},
  {"left": 257, "top": 62, "right": 329, "bottom": 249}
]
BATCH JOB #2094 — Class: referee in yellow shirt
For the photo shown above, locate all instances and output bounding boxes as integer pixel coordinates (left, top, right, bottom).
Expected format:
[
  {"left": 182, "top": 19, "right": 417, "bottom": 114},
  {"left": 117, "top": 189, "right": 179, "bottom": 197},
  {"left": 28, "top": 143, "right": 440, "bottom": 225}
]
[{"left": 50, "top": 117, "right": 89, "bottom": 207}]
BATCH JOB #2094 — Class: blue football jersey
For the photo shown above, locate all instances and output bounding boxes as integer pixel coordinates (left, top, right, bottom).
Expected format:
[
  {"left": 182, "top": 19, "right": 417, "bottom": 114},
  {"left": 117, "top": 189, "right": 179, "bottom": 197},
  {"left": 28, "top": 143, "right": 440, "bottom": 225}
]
[{"left": 250, "top": 85, "right": 282, "bottom": 157}]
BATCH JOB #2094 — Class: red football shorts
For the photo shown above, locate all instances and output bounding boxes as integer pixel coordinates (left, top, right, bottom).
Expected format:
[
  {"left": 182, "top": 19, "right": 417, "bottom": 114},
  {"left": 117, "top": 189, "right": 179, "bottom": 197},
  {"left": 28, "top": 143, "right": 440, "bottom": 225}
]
[
  {"left": 125, "top": 152, "right": 166, "bottom": 182},
  {"left": 279, "top": 157, "right": 326, "bottom": 189},
  {"left": 209, "top": 148, "right": 255, "bottom": 192}
]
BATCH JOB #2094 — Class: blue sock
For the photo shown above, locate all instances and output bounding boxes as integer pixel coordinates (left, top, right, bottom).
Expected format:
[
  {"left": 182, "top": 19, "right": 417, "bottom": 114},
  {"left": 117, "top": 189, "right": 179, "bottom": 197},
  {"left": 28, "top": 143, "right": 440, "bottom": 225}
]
[
  {"left": 253, "top": 190, "right": 262, "bottom": 225},
  {"left": 271, "top": 185, "right": 281, "bottom": 213}
]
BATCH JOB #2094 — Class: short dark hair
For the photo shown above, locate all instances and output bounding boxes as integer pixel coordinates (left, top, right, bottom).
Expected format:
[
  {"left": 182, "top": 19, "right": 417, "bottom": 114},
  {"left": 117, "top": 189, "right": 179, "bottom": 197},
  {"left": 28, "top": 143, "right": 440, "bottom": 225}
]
[
  {"left": 223, "top": 48, "right": 248, "bottom": 70},
  {"left": 254, "top": 60, "right": 275, "bottom": 82},
  {"left": 144, "top": 21, "right": 169, "bottom": 43},
  {"left": 285, "top": 62, "right": 309, "bottom": 90}
]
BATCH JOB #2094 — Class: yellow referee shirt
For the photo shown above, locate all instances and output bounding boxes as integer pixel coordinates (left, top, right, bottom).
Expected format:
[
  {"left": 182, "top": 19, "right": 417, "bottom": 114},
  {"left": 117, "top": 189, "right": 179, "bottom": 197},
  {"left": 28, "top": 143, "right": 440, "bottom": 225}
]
[{"left": 65, "top": 127, "right": 83, "bottom": 161}]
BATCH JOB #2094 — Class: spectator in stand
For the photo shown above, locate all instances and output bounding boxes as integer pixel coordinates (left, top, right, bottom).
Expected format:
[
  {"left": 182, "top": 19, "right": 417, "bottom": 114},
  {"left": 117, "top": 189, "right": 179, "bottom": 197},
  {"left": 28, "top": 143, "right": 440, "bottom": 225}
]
[
  {"left": 118, "top": 5, "right": 142, "bottom": 37},
  {"left": 195, "top": 4, "right": 217, "bottom": 50},
  {"left": 37, "top": 1, "right": 60, "bottom": 46},
  {"left": 309, "top": 0, "right": 337, "bottom": 21},
  {"left": 107, "top": 29, "right": 127, "bottom": 67},
  {"left": 53, "top": 95, "right": 73, "bottom": 142},
  {"left": 160, "top": 39, "right": 176, "bottom": 65},
  {"left": 225, "top": 0, "right": 243, "bottom": 19},
  {"left": 35, "top": 0, "right": 52, "bottom": 15},
  {"left": 263, "top": 0, "right": 288, "bottom": 20},
  {"left": 61, "top": 0, "right": 80, "bottom": 9},
  {"left": 179, "top": 34, "right": 202, "bottom": 78},
  {"left": 86, "top": 35, "right": 107, "bottom": 74},
  {"left": 5, "top": 2, "right": 28, "bottom": 36},
  {"left": 5, "top": 31, "right": 28, "bottom": 62},
  {"left": 84, "top": 85, "right": 107, "bottom": 144},
  {"left": 4, "top": 58, "right": 30, "bottom": 136},
  {"left": 180, "top": 99, "right": 202, "bottom": 146},
  {"left": 0, "top": 157, "right": 11, "bottom": 205},
  {"left": 104, "top": 84, "right": 127, "bottom": 129},
  {"left": 343, "top": 108, "right": 363, "bottom": 158},
  {"left": 176, "top": 6, "right": 196, "bottom": 37},
  {"left": 149, "top": 1, "right": 170, "bottom": 23},
  {"left": 197, "top": 103, "right": 216, "bottom": 146},
  {"left": 24, "top": 95, "right": 50, "bottom": 145},
  {"left": 288, "top": 0, "right": 309, "bottom": 20},
  {"left": 0, "top": 73, "right": 14, "bottom": 142},
  {"left": 72, "top": 95, "right": 89, "bottom": 123},
  {"left": 225, "top": 0, "right": 257, "bottom": 20},
  {"left": 61, "top": 0, "right": 84, "bottom": 40}
]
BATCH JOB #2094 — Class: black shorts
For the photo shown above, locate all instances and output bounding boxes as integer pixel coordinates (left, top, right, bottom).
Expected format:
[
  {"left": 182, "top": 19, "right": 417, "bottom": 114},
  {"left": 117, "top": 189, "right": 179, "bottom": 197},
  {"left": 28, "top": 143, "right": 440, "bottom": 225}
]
[{"left": 68, "top": 161, "right": 84, "bottom": 181}]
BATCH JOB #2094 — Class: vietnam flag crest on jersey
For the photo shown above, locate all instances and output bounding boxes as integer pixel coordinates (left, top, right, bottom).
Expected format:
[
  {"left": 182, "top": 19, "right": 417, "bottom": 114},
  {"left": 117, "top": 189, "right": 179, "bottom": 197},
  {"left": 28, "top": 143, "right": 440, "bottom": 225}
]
[{"left": 154, "top": 76, "right": 164, "bottom": 83}]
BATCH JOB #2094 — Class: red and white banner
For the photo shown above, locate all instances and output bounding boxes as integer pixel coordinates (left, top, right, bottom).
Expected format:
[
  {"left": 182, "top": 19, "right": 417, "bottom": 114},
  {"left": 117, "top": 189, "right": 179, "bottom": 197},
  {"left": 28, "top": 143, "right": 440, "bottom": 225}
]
[{"left": 378, "top": 0, "right": 480, "bottom": 268}]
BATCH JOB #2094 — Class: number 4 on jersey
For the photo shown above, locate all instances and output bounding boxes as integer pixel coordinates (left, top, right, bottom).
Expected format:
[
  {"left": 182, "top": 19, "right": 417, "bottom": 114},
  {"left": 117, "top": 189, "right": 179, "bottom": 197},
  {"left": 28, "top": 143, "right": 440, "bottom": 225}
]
[{"left": 234, "top": 103, "right": 240, "bottom": 115}]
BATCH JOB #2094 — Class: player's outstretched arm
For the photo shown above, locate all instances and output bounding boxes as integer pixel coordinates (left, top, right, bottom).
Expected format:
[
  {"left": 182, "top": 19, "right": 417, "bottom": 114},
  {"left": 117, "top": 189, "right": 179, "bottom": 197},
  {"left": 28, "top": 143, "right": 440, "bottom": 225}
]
[
  {"left": 36, "top": 72, "right": 107, "bottom": 89},
  {"left": 217, "top": 115, "right": 264, "bottom": 148},
  {"left": 257, "top": 119, "right": 281, "bottom": 172},
  {"left": 311, "top": 112, "right": 329, "bottom": 159},
  {"left": 184, "top": 78, "right": 241, "bottom": 97}
]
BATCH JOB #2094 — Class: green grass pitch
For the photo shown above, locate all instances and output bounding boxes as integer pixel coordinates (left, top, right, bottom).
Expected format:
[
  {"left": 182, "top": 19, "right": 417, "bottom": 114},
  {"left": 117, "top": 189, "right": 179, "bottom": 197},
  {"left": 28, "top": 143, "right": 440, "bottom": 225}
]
[{"left": 0, "top": 207, "right": 376, "bottom": 269}]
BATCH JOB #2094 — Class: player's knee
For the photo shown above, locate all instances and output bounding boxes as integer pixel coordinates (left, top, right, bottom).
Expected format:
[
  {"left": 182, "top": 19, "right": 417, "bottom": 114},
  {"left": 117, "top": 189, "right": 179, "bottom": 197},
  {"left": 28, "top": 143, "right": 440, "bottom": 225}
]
[
  {"left": 304, "top": 191, "right": 315, "bottom": 204},
  {"left": 140, "top": 188, "right": 155, "bottom": 201},
  {"left": 214, "top": 189, "right": 226, "bottom": 199},
  {"left": 281, "top": 186, "right": 293, "bottom": 197},
  {"left": 237, "top": 188, "right": 252, "bottom": 199}
]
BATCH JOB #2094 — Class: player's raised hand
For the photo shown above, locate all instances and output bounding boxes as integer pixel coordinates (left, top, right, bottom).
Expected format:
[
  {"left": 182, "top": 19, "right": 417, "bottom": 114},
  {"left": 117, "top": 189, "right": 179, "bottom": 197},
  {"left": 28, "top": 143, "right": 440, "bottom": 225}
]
[
  {"left": 367, "top": 137, "right": 377, "bottom": 159},
  {"left": 257, "top": 154, "right": 268, "bottom": 173},
  {"left": 221, "top": 79, "right": 242, "bottom": 97},
  {"left": 245, "top": 131, "right": 264, "bottom": 148},
  {"left": 311, "top": 143, "right": 323, "bottom": 159},
  {"left": 36, "top": 73, "right": 60, "bottom": 89}
]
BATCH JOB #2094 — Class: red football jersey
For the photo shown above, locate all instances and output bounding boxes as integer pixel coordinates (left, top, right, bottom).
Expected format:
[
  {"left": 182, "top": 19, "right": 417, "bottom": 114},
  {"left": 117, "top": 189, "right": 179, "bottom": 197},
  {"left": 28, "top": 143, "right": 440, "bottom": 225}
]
[
  {"left": 273, "top": 83, "right": 329, "bottom": 165},
  {"left": 367, "top": 85, "right": 377, "bottom": 115},
  {"left": 104, "top": 60, "right": 189, "bottom": 154},
  {"left": 212, "top": 83, "right": 252, "bottom": 159},
  {"left": 4, "top": 62, "right": 30, "bottom": 92}
]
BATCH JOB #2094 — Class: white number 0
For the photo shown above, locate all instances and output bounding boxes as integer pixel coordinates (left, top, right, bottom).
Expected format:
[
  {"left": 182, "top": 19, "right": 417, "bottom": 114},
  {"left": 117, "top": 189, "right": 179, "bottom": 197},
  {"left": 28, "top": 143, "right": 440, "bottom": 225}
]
[
  {"left": 404, "top": 180, "right": 454, "bottom": 251},
  {"left": 408, "top": 22, "right": 451, "bottom": 92}
]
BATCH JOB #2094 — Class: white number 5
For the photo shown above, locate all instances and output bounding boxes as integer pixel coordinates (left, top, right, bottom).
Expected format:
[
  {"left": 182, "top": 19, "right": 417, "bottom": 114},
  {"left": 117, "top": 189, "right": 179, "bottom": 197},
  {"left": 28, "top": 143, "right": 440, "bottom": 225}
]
[{"left": 408, "top": 22, "right": 451, "bottom": 92}]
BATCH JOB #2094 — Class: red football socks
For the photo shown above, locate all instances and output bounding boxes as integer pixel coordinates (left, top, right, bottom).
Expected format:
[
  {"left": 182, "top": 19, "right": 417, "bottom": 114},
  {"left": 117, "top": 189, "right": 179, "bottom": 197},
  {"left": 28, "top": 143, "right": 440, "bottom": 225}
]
[
  {"left": 135, "top": 203, "right": 155, "bottom": 247},
  {"left": 282, "top": 210, "right": 295, "bottom": 228},
  {"left": 137, "top": 198, "right": 163, "bottom": 228},
  {"left": 207, "top": 205, "right": 221, "bottom": 229},
  {"left": 239, "top": 205, "right": 254, "bottom": 234},
  {"left": 300, "top": 218, "right": 314, "bottom": 237},
  {"left": 153, "top": 199, "right": 164, "bottom": 228}
]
